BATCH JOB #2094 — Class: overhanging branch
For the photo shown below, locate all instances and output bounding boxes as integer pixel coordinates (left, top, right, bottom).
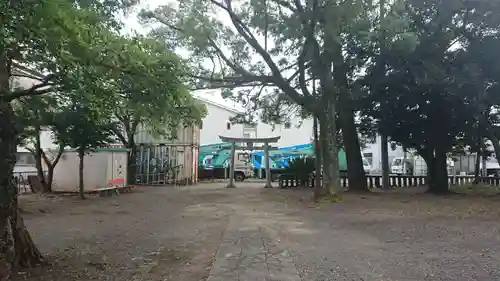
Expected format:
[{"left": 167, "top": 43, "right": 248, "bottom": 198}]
[
  {"left": 7, "top": 74, "right": 57, "bottom": 101},
  {"left": 213, "top": 0, "right": 312, "bottom": 111}
]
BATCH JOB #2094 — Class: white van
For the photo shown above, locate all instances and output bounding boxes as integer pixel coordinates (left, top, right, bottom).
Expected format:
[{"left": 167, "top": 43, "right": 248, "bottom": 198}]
[{"left": 391, "top": 156, "right": 455, "bottom": 176}]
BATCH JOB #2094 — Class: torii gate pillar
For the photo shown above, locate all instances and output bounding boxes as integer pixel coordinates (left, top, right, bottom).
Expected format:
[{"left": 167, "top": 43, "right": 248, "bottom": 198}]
[
  {"left": 219, "top": 136, "right": 280, "bottom": 188},
  {"left": 264, "top": 142, "right": 272, "bottom": 188}
]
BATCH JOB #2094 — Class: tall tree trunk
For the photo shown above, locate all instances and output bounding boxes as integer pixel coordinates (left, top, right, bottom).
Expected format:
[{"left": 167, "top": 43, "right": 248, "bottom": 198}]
[
  {"left": 330, "top": 47, "right": 367, "bottom": 191},
  {"left": 33, "top": 129, "right": 47, "bottom": 192},
  {"left": 430, "top": 148, "right": 449, "bottom": 194},
  {"left": 41, "top": 145, "right": 64, "bottom": 192},
  {"left": 0, "top": 100, "right": 19, "bottom": 281},
  {"left": 0, "top": 103, "right": 44, "bottom": 280},
  {"left": 337, "top": 98, "right": 369, "bottom": 192},
  {"left": 420, "top": 149, "right": 435, "bottom": 189},
  {"left": 423, "top": 148, "right": 449, "bottom": 194},
  {"left": 474, "top": 144, "right": 481, "bottom": 184},
  {"left": 46, "top": 166, "right": 55, "bottom": 191},
  {"left": 1, "top": 60, "right": 43, "bottom": 280},
  {"left": 78, "top": 150, "right": 85, "bottom": 200},
  {"left": 319, "top": 115, "right": 340, "bottom": 195},
  {"left": 319, "top": 118, "right": 331, "bottom": 194},
  {"left": 313, "top": 116, "right": 322, "bottom": 200},
  {"left": 127, "top": 140, "right": 136, "bottom": 185}
]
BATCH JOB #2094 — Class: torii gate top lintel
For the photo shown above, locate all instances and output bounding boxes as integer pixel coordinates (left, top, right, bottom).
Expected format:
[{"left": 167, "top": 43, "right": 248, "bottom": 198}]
[{"left": 218, "top": 136, "right": 281, "bottom": 143}]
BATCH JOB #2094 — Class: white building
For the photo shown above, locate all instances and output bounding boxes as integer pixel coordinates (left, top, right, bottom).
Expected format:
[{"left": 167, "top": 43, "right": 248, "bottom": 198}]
[
  {"left": 362, "top": 135, "right": 405, "bottom": 172},
  {"left": 192, "top": 90, "right": 411, "bottom": 168},
  {"left": 11, "top": 65, "right": 55, "bottom": 174},
  {"left": 193, "top": 90, "right": 314, "bottom": 147}
]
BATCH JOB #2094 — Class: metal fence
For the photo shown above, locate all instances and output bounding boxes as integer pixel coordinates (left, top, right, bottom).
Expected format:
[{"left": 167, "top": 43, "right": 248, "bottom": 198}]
[{"left": 133, "top": 144, "right": 197, "bottom": 185}]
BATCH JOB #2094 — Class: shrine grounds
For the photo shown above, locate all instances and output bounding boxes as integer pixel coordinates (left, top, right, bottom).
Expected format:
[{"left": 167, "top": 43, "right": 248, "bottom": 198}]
[{"left": 12, "top": 182, "right": 500, "bottom": 281}]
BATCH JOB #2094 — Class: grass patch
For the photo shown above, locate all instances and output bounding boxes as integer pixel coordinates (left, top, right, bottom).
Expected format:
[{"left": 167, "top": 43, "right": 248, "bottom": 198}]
[
  {"left": 450, "top": 183, "right": 500, "bottom": 196},
  {"left": 317, "top": 193, "right": 344, "bottom": 204}
]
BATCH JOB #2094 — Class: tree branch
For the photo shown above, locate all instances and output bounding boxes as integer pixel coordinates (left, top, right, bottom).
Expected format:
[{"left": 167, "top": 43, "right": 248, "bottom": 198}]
[
  {"left": 111, "top": 114, "right": 129, "bottom": 146},
  {"left": 52, "top": 145, "right": 65, "bottom": 168},
  {"left": 11, "top": 72, "right": 47, "bottom": 82},
  {"left": 129, "top": 117, "right": 140, "bottom": 143},
  {"left": 7, "top": 74, "right": 56, "bottom": 101},
  {"left": 213, "top": 0, "right": 312, "bottom": 111},
  {"left": 148, "top": 11, "right": 256, "bottom": 79},
  {"left": 41, "top": 144, "right": 64, "bottom": 169},
  {"left": 191, "top": 74, "right": 275, "bottom": 89}
]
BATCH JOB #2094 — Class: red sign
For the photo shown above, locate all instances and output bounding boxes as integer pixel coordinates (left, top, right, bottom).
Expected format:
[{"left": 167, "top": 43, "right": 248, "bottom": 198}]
[{"left": 108, "top": 178, "right": 125, "bottom": 185}]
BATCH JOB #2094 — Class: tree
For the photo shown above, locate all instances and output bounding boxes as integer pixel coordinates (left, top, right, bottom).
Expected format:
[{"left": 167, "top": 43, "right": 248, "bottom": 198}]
[
  {"left": 458, "top": 34, "right": 500, "bottom": 167},
  {"left": 98, "top": 36, "right": 206, "bottom": 184},
  {"left": 361, "top": 0, "right": 500, "bottom": 194},
  {"left": 0, "top": 0, "right": 135, "bottom": 276},
  {"left": 57, "top": 102, "right": 116, "bottom": 199},
  {"left": 14, "top": 95, "right": 67, "bottom": 193},
  {"left": 141, "top": 0, "right": 385, "bottom": 193}
]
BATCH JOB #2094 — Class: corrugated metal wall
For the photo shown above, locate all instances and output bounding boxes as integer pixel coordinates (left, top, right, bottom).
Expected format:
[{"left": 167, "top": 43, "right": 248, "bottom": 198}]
[
  {"left": 134, "top": 124, "right": 199, "bottom": 146},
  {"left": 454, "top": 155, "right": 477, "bottom": 175},
  {"left": 133, "top": 125, "right": 200, "bottom": 185}
]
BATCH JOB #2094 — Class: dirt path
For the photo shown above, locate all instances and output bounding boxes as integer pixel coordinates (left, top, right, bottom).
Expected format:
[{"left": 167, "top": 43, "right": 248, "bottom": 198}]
[{"left": 13, "top": 183, "right": 500, "bottom": 281}]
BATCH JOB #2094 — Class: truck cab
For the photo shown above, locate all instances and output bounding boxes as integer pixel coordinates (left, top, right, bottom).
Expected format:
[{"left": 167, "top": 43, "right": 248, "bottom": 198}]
[
  {"left": 227, "top": 150, "right": 254, "bottom": 181},
  {"left": 391, "top": 157, "right": 414, "bottom": 175},
  {"left": 208, "top": 149, "right": 253, "bottom": 181}
]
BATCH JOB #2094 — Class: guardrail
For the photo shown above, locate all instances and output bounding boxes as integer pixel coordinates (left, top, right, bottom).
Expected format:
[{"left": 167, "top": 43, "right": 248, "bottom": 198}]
[{"left": 278, "top": 174, "right": 500, "bottom": 189}]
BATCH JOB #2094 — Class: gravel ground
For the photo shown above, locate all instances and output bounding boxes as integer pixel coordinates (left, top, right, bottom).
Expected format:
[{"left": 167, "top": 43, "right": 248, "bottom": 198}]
[{"left": 12, "top": 183, "right": 500, "bottom": 281}]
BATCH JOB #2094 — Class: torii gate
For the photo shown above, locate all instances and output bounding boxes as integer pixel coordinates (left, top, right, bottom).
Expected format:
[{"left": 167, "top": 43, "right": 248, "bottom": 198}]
[{"left": 219, "top": 136, "right": 280, "bottom": 188}]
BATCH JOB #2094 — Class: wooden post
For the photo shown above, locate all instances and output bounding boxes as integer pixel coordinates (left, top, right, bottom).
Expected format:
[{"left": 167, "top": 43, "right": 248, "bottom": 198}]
[
  {"left": 264, "top": 142, "right": 272, "bottom": 188},
  {"left": 227, "top": 142, "right": 236, "bottom": 188}
]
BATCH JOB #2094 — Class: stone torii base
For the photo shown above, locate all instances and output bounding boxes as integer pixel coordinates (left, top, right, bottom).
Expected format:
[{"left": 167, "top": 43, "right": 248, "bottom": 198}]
[{"left": 219, "top": 135, "right": 281, "bottom": 189}]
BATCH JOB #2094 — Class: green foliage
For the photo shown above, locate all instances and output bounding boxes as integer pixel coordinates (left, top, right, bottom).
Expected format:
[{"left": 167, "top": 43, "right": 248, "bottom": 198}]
[
  {"left": 282, "top": 157, "right": 315, "bottom": 185},
  {"left": 55, "top": 100, "right": 116, "bottom": 155},
  {"left": 140, "top": 0, "right": 389, "bottom": 120},
  {"left": 362, "top": 0, "right": 500, "bottom": 152},
  {"left": 4, "top": 0, "right": 206, "bottom": 148},
  {"left": 358, "top": 0, "right": 500, "bottom": 193},
  {"left": 70, "top": 34, "right": 209, "bottom": 147}
]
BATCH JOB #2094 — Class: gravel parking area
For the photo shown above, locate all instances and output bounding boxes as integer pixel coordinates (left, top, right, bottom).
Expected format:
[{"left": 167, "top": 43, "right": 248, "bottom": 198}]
[{"left": 12, "top": 182, "right": 500, "bottom": 281}]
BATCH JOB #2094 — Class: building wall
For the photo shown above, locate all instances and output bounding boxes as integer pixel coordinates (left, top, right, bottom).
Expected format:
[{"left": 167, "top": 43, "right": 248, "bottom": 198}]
[
  {"left": 198, "top": 101, "right": 314, "bottom": 147},
  {"left": 252, "top": 118, "right": 314, "bottom": 148},
  {"left": 362, "top": 135, "right": 405, "bottom": 172},
  {"left": 48, "top": 149, "right": 128, "bottom": 191},
  {"left": 199, "top": 103, "right": 245, "bottom": 145},
  {"left": 51, "top": 151, "right": 108, "bottom": 191},
  {"left": 135, "top": 124, "right": 200, "bottom": 146}
]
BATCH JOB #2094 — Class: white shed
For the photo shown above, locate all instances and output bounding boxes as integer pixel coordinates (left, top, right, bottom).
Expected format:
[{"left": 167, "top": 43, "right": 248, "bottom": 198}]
[{"left": 50, "top": 148, "right": 129, "bottom": 192}]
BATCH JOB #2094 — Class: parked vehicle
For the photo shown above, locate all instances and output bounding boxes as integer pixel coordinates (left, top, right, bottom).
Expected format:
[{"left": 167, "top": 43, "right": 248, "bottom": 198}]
[
  {"left": 479, "top": 156, "right": 500, "bottom": 176},
  {"left": 362, "top": 158, "right": 372, "bottom": 175},
  {"left": 391, "top": 155, "right": 455, "bottom": 176},
  {"left": 390, "top": 157, "right": 414, "bottom": 175},
  {"left": 206, "top": 149, "right": 253, "bottom": 181}
]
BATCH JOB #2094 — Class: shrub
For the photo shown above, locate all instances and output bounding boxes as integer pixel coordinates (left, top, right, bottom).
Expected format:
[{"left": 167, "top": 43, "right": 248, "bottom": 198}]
[{"left": 282, "top": 157, "right": 315, "bottom": 186}]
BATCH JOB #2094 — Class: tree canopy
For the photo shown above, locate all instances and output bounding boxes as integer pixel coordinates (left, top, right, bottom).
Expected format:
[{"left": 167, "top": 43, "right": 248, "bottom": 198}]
[
  {"left": 0, "top": 0, "right": 206, "bottom": 276},
  {"left": 360, "top": 0, "right": 500, "bottom": 193}
]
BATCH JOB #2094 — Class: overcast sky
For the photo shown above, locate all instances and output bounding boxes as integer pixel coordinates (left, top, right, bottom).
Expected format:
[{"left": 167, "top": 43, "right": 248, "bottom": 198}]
[
  {"left": 120, "top": 0, "right": 246, "bottom": 110},
  {"left": 122, "top": 0, "right": 162, "bottom": 35}
]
